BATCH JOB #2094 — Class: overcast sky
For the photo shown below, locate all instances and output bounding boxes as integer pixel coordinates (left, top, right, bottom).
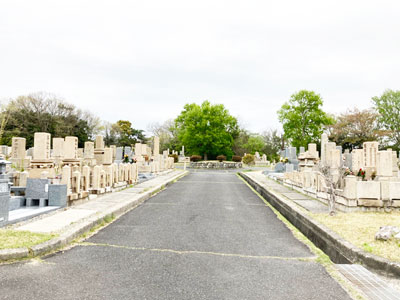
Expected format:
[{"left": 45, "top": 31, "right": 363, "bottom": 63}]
[{"left": 1, "top": 1, "right": 399, "bottom": 134}]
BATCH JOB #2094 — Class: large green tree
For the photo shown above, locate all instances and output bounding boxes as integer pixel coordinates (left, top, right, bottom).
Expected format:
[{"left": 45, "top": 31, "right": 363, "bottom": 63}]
[
  {"left": 278, "top": 90, "right": 333, "bottom": 148},
  {"left": 175, "top": 101, "right": 239, "bottom": 160},
  {"left": 372, "top": 89, "right": 400, "bottom": 148}
]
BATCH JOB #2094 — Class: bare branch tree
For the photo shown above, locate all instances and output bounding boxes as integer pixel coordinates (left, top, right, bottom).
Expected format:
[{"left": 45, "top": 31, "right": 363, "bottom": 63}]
[{"left": 316, "top": 163, "right": 348, "bottom": 216}]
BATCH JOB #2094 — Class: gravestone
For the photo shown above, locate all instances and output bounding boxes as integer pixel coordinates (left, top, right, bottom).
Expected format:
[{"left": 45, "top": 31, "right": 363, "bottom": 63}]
[
  {"left": 288, "top": 147, "right": 297, "bottom": 160},
  {"left": 285, "top": 163, "right": 294, "bottom": 173},
  {"left": 0, "top": 158, "right": 11, "bottom": 226},
  {"left": 124, "top": 146, "right": 132, "bottom": 158},
  {"left": 116, "top": 147, "right": 123, "bottom": 161},
  {"left": 343, "top": 149, "right": 352, "bottom": 169},
  {"left": 48, "top": 184, "right": 67, "bottom": 207},
  {"left": 11, "top": 137, "right": 26, "bottom": 159},
  {"left": 52, "top": 138, "right": 64, "bottom": 158},
  {"left": 33, "top": 132, "right": 51, "bottom": 160},
  {"left": 84, "top": 142, "right": 95, "bottom": 158},
  {"left": 25, "top": 178, "right": 50, "bottom": 207},
  {"left": 274, "top": 162, "right": 285, "bottom": 173},
  {"left": 153, "top": 136, "right": 160, "bottom": 155},
  {"left": 299, "top": 147, "right": 305, "bottom": 154},
  {"left": 64, "top": 136, "right": 78, "bottom": 159}
]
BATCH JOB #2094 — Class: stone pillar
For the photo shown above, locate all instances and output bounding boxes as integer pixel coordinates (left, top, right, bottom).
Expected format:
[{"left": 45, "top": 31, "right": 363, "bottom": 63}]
[
  {"left": 11, "top": 137, "right": 26, "bottom": 159},
  {"left": 84, "top": 142, "right": 95, "bottom": 158},
  {"left": 363, "top": 142, "right": 378, "bottom": 168},
  {"left": 118, "top": 165, "right": 124, "bottom": 182},
  {"left": 377, "top": 150, "right": 393, "bottom": 177},
  {"left": 105, "top": 165, "right": 113, "bottom": 187},
  {"left": 131, "top": 163, "right": 138, "bottom": 182},
  {"left": 352, "top": 149, "right": 364, "bottom": 173},
  {"left": 72, "top": 171, "right": 81, "bottom": 194},
  {"left": 153, "top": 136, "right": 160, "bottom": 156},
  {"left": 64, "top": 136, "right": 78, "bottom": 159},
  {"left": 135, "top": 143, "right": 142, "bottom": 156},
  {"left": 33, "top": 132, "right": 51, "bottom": 160},
  {"left": 110, "top": 145, "right": 117, "bottom": 160},
  {"left": 308, "top": 143, "right": 318, "bottom": 159},
  {"left": 52, "top": 138, "right": 65, "bottom": 158},
  {"left": 81, "top": 166, "right": 90, "bottom": 191},
  {"left": 19, "top": 171, "right": 28, "bottom": 187},
  {"left": 100, "top": 170, "right": 106, "bottom": 188},
  {"left": 92, "top": 166, "right": 101, "bottom": 189},
  {"left": 95, "top": 135, "right": 105, "bottom": 150},
  {"left": 77, "top": 148, "right": 84, "bottom": 159},
  {"left": 103, "top": 148, "right": 113, "bottom": 165},
  {"left": 321, "top": 133, "right": 328, "bottom": 166},
  {"left": 61, "top": 165, "right": 71, "bottom": 194},
  {"left": 112, "top": 163, "right": 118, "bottom": 184}
]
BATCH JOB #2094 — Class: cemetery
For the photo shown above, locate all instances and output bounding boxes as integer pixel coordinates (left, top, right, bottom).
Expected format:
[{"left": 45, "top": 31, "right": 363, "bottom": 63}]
[
  {"left": 0, "top": 133, "right": 175, "bottom": 227},
  {"left": 270, "top": 133, "right": 400, "bottom": 212}
]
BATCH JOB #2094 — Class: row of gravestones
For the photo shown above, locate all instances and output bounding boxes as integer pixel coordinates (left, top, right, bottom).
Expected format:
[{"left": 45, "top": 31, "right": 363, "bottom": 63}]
[
  {"left": 115, "top": 146, "right": 134, "bottom": 163},
  {"left": 275, "top": 146, "right": 354, "bottom": 173}
]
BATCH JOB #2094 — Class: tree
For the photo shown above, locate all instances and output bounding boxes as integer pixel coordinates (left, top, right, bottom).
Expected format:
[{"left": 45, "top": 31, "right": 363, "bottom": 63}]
[
  {"left": 372, "top": 89, "right": 400, "bottom": 149},
  {"left": 147, "top": 119, "right": 179, "bottom": 152},
  {"left": 111, "top": 120, "right": 146, "bottom": 147},
  {"left": 261, "top": 129, "right": 283, "bottom": 162},
  {"left": 278, "top": 90, "right": 333, "bottom": 148},
  {"left": 2, "top": 92, "right": 101, "bottom": 147},
  {"left": 232, "top": 129, "right": 250, "bottom": 156},
  {"left": 244, "top": 135, "right": 265, "bottom": 154},
  {"left": 328, "top": 108, "right": 382, "bottom": 150},
  {"left": 175, "top": 101, "right": 239, "bottom": 160},
  {"left": 317, "top": 163, "right": 348, "bottom": 216}
]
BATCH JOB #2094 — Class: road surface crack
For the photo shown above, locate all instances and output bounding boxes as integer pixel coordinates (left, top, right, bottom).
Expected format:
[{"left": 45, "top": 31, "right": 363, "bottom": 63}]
[{"left": 79, "top": 242, "right": 317, "bottom": 262}]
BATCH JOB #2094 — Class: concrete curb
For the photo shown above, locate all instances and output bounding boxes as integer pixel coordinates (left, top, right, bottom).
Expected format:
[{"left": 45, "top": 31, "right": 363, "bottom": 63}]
[
  {"left": 239, "top": 172, "right": 400, "bottom": 278},
  {"left": 0, "top": 170, "right": 188, "bottom": 262}
]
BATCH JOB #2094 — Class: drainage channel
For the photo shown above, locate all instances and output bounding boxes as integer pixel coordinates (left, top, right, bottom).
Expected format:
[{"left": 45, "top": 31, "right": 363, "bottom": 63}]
[{"left": 336, "top": 264, "right": 400, "bottom": 300}]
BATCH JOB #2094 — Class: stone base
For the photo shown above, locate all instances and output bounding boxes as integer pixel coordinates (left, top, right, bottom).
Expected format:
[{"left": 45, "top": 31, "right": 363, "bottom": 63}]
[
  {"left": 28, "top": 168, "right": 56, "bottom": 179},
  {"left": 90, "top": 188, "right": 105, "bottom": 195},
  {"left": 10, "top": 158, "right": 31, "bottom": 170}
]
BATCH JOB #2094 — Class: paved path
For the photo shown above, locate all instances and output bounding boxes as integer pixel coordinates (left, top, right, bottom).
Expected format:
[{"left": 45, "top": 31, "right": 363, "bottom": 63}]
[{"left": 0, "top": 171, "right": 352, "bottom": 299}]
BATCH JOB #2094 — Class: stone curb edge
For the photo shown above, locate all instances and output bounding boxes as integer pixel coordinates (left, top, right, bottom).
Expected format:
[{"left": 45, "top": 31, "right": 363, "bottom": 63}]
[
  {"left": 239, "top": 172, "right": 400, "bottom": 278},
  {"left": 0, "top": 170, "right": 188, "bottom": 262}
]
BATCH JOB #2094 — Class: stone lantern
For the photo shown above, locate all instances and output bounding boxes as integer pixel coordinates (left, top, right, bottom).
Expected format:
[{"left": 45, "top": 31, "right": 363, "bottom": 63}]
[{"left": 0, "top": 157, "right": 11, "bottom": 226}]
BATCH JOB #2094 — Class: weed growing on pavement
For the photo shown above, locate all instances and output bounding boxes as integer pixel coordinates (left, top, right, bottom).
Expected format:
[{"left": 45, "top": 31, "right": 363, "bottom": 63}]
[{"left": 0, "top": 230, "right": 56, "bottom": 250}]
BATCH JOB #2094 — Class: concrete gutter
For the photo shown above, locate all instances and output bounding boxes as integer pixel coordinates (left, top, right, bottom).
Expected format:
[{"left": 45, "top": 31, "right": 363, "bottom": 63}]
[
  {"left": 0, "top": 170, "right": 188, "bottom": 262},
  {"left": 239, "top": 171, "right": 400, "bottom": 278}
]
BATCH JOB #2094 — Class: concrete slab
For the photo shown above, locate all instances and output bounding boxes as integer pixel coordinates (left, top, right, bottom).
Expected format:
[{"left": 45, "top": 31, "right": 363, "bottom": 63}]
[
  {"left": 293, "top": 200, "right": 327, "bottom": 213},
  {"left": 8, "top": 207, "right": 60, "bottom": 224},
  {"left": 282, "top": 192, "right": 311, "bottom": 200}
]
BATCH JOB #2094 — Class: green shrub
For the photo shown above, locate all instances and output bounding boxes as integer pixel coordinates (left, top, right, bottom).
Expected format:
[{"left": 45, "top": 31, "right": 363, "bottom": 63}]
[
  {"left": 190, "top": 155, "right": 202, "bottom": 162},
  {"left": 169, "top": 154, "right": 179, "bottom": 163},
  {"left": 216, "top": 155, "right": 226, "bottom": 162},
  {"left": 242, "top": 154, "right": 255, "bottom": 165},
  {"left": 232, "top": 155, "right": 242, "bottom": 162}
]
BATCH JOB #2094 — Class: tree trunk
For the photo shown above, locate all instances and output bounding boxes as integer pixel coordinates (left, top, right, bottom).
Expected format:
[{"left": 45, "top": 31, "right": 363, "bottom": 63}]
[{"left": 204, "top": 153, "right": 208, "bottom": 161}]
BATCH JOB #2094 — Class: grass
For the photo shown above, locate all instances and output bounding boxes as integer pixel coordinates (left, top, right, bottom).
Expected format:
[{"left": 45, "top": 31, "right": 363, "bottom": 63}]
[
  {"left": 0, "top": 229, "right": 56, "bottom": 250},
  {"left": 312, "top": 211, "right": 400, "bottom": 262}
]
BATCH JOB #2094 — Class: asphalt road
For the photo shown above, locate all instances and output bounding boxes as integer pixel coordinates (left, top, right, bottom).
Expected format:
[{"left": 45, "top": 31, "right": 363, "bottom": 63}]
[{"left": 0, "top": 171, "right": 352, "bottom": 299}]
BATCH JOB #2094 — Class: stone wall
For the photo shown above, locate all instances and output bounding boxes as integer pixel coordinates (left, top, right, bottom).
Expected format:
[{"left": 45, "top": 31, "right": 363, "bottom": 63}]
[{"left": 189, "top": 162, "right": 242, "bottom": 169}]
